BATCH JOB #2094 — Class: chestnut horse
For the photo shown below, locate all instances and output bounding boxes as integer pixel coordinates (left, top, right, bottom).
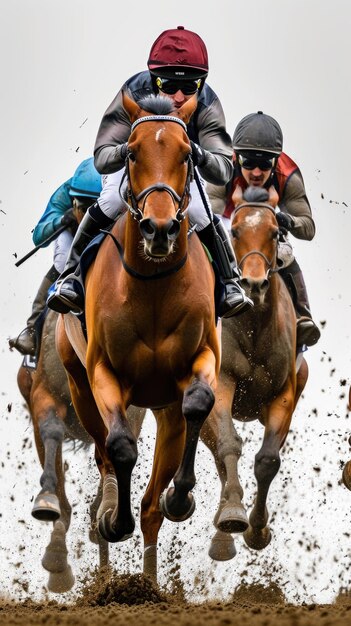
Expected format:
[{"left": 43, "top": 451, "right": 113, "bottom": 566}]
[
  {"left": 17, "top": 309, "right": 145, "bottom": 591},
  {"left": 56, "top": 93, "right": 220, "bottom": 581},
  {"left": 201, "top": 186, "right": 309, "bottom": 560}
]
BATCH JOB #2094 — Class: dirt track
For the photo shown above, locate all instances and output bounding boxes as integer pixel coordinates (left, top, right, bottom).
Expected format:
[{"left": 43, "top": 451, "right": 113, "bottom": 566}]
[{"left": 1, "top": 573, "right": 351, "bottom": 626}]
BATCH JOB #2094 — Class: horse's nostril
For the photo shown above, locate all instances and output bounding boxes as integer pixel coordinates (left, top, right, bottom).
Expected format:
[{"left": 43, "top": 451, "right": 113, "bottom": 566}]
[
  {"left": 140, "top": 218, "right": 156, "bottom": 240},
  {"left": 167, "top": 220, "right": 180, "bottom": 240}
]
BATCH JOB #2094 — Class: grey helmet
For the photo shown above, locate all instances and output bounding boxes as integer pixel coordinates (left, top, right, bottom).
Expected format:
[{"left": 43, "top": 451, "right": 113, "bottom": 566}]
[{"left": 233, "top": 111, "right": 283, "bottom": 159}]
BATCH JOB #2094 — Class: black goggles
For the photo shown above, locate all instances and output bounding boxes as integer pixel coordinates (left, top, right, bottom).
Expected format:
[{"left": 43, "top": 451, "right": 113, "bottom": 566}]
[
  {"left": 156, "top": 77, "right": 201, "bottom": 95},
  {"left": 238, "top": 154, "right": 276, "bottom": 171}
]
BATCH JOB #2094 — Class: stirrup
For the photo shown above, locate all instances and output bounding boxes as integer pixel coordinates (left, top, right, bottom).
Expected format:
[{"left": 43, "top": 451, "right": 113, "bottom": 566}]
[
  {"left": 47, "top": 274, "right": 84, "bottom": 315},
  {"left": 220, "top": 280, "right": 253, "bottom": 318},
  {"left": 220, "top": 296, "right": 253, "bottom": 318}
]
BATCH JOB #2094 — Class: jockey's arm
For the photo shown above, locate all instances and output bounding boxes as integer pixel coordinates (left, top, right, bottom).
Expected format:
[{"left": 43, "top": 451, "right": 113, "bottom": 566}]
[
  {"left": 195, "top": 98, "right": 233, "bottom": 186},
  {"left": 94, "top": 89, "right": 131, "bottom": 174},
  {"left": 32, "top": 180, "right": 73, "bottom": 247},
  {"left": 279, "top": 171, "right": 315, "bottom": 241}
]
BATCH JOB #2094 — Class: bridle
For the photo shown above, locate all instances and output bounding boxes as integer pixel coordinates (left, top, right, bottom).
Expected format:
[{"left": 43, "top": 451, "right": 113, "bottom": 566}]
[
  {"left": 118, "top": 115, "right": 193, "bottom": 224},
  {"left": 233, "top": 202, "right": 280, "bottom": 276},
  {"left": 104, "top": 114, "right": 194, "bottom": 281}
]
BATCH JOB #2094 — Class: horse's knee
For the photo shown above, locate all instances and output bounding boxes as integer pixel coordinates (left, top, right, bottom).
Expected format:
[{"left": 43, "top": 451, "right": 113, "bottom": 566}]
[
  {"left": 39, "top": 412, "right": 65, "bottom": 443},
  {"left": 183, "top": 380, "right": 215, "bottom": 421},
  {"left": 106, "top": 428, "right": 137, "bottom": 470},
  {"left": 218, "top": 430, "right": 243, "bottom": 459},
  {"left": 254, "top": 450, "right": 281, "bottom": 483}
]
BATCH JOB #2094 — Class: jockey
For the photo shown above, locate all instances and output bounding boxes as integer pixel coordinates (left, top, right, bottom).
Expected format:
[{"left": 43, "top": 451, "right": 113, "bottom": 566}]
[
  {"left": 9, "top": 158, "right": 102, "bottom": 356},
  {"left": 206, "top": 111, "right": 320, "bottom": 347},
  {"left": 47, "top": 25, "right": 253, "bottom": 318}
]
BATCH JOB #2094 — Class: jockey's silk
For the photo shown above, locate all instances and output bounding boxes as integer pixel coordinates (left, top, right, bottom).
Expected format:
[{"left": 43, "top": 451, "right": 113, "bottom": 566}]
[{"left": 223, "top": 152, "right": 299, "bottom": 219}]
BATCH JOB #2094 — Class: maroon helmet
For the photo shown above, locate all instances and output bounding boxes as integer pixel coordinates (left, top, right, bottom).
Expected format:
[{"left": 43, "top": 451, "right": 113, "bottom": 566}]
[{"left": 148, "top": 26, "right": 209, "bottom": 80}]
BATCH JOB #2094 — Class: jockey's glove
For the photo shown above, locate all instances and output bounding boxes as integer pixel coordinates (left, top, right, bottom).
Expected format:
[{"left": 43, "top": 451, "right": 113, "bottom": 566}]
[
  {"left": 276, "top": 211, "right": 295, "bottom": 232},
  {"left": 61, "top": 208, "right": 76, "bottom": 226},
  {"left": 119, "top": 143, "right": 128, "bottom": 161},
  {"left": 190, "top": 141, "right": 208, "bottom": 167}
]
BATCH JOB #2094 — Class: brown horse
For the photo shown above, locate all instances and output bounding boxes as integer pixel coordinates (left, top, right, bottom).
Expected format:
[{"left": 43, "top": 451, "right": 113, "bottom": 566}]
[
  {"left": 16, "top": 309, "right": 108, "bottom": 592},
  {"left": 201, "top": 186, "right": 309, "bottom": 560},
  {"left": 56, "top": 92, "right": 220, "bottom": 581},
  {"left": 17, "top": 309, "right": 145, "bottom": 591}
]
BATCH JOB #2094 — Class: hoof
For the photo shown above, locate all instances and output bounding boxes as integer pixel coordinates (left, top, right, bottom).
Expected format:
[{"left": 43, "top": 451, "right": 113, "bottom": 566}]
[
  {"left": 243, "top": 525, "right": 272, "bottom": 550},
  {"left": 342, "top": 461, "right": 351, "bottom": 490},
  {"left": 47, "top": 565, "right": 75, "bottom": 593},
  {"left": 42, "top": 522, "right": 68, "bottom": 573},
  {"left": 217, "top": 503, "right": 249, "bottom": 534},
  {"left": 208, "top": 530, "right": 236, "bottom": 561},
  {"left": 159, "top": 487, "right": 195, "bottom": 522},
  {"left": 98, "top": 510, "right": 134, "bottom": 543},
  {"left": 32, "top": 492, "right": 61, "bottom": 522}
]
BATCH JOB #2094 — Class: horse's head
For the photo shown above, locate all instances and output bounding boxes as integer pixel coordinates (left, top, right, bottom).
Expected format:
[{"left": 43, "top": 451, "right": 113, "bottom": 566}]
[
  {"left": 231, "top": 186, "right": 279, "bottom": 305},
  {"left": 122, "top": 91, "right": 197, "bottom": 259}
]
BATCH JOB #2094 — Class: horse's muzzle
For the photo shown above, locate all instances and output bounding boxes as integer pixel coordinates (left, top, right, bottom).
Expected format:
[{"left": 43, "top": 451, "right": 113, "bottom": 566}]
[
  {"left": 139, "top": 217, "right": 181, "bottom": 256},
  {"left": 240, "top": 276, "right": 270, "bottom": 304}
]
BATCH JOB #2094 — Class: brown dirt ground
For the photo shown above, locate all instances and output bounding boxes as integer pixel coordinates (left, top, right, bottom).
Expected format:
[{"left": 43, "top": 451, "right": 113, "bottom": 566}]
[{"left": 1, "top": 570, "right": 351, "bottom": 626}]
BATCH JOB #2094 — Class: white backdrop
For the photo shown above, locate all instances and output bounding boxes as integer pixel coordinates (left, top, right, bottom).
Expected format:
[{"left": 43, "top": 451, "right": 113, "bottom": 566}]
[{"left": 0, "top": 0, "right": 351, "bottom": 604}]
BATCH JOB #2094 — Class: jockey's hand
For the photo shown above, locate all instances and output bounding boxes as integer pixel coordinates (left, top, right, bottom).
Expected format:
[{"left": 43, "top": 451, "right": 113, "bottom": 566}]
[
  {"left": 119, "top": 143, "right": 128, "bottom": 160},
  {"left": 190, "top": 141, "right": 207, "bottom": 167},
  {"left": 276, "top": 211, "right": 295, "bottom": 231},
  {"left": 61, "top": 208, "right": 76, "bottom": 226}
]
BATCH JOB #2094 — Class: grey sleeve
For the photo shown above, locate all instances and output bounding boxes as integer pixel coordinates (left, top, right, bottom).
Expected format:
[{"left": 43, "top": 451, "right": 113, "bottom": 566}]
[
  {"left": 206, "top": 181, "right": 227, "bottom": 215},
  {"left": 279, "top": 171, "right": 315, "bottom": 240},
  {"left": 196, "top": 98, "right": 234, "bottom": 185},
  {"left": 94, "top": 89, "right": 131, "bottom": 174}
]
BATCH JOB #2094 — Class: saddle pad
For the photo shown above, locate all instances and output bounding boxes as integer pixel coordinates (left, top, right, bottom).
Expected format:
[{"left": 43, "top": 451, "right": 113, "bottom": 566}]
[{"left": 64, "top": 313, "right": 88, "bottom": 369}]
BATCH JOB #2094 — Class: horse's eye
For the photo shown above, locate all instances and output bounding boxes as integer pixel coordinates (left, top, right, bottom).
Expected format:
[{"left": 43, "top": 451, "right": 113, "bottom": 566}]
[
  {"left": 128, "top": 151, "right": 136, "bottom": 162},
  {"left": 231, "top": 228, "right": 238, "bottom": 239},
  {"left": 272, "top": 229, "right": 279, "bottom": 240}
]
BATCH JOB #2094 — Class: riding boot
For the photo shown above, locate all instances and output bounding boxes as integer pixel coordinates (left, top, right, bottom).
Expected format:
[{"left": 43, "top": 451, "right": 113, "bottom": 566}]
[
  {"left": 47, "top": 202, "right": 114, "bottom": 314},
  {"left": 8, "top": 270, "right": 56, "bottom": 356},
  {"left": 280, "top": 260, "right": 321, "bottom": 347},
  {"left": 197, "top": 217, "right": 253, "bottom": 318}
]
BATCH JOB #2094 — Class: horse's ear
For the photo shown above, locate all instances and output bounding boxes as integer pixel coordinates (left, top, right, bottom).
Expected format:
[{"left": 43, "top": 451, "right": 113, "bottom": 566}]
[
  {"left": 177, "top": 94, "right": 198, "bottom": 125},
  {"left": 122, "top": 90, "right": 141, "bottom": 123}
]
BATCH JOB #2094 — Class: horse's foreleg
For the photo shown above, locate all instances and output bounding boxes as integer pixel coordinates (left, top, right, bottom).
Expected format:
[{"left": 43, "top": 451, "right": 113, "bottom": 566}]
[
  {"left": 141, "top": 406, "right": 185, "bottom": 582},
  {"left": 90, "top": 362, "right": 138, "bottom": 543},
  {"left": 41, "top": 450, "right": 75, "bottom": 593},
  {"left": 244, "top": 384, "right": 295, "bottom": 550},
  {"left": 31, "top": 395, "right": 66, "bottom": 522},
  {"left": 161, "top": 348, "right": 216, "bottom": 522},
  {"left": 202, "top": 378, "right": 248, "bottom": 536}
]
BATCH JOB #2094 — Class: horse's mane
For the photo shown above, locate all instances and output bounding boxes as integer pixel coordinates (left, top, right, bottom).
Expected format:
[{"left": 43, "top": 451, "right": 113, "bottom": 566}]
[
  {"left": 137, "top": 94, "right": 176, "bottom": 116},
  {"left": 243, "top": 186, "right": 269, "bottom": 203}
]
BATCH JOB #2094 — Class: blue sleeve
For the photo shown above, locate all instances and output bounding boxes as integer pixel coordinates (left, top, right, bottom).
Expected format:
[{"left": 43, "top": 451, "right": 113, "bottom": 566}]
[{"left": 32, "top": 179, "right": 73, "bottom": 246}]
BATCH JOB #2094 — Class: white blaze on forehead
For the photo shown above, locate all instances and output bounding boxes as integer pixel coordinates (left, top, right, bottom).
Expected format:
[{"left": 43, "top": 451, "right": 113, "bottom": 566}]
[
  {"left": 245, "top": 210, "right": 262, "bottom": 228},
  {"left": 155, "top": 128, "right": 165, "bottom": 142}
]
